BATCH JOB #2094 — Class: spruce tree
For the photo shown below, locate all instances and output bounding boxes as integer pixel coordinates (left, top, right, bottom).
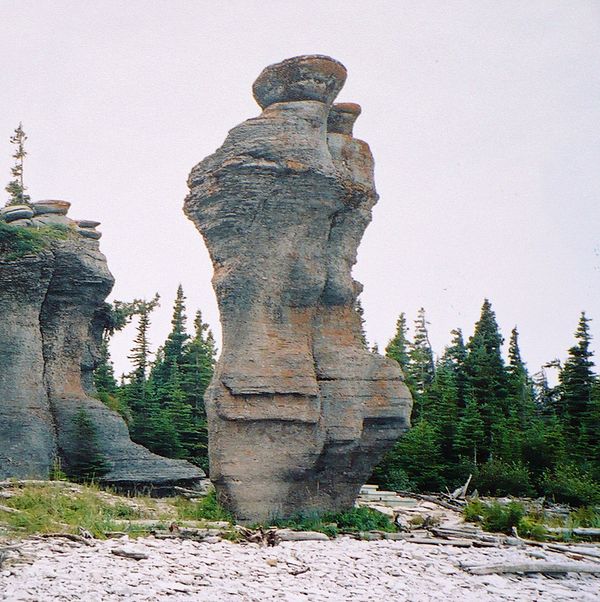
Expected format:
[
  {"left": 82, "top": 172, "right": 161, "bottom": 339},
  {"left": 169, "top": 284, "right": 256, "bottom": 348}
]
[
  {"left": 406, "top": 308, "right": 435, "bottom": 420},
  {"left": 385, "top": 313, "right": 411, "bottom": 374},
  {"left": 440, "top": 328, "right": 468, "bottom": 408},
  {"left": 422, "top": 363, "right": 458, "bottom": 464},
  {"left": 180, "top": 310, "right": 217, "bottom": 414},
  {"left": 94, "top": 340, "right": 118, "bottom": 396},
  {"left": 506, "top": 326, "right": 536, "bottom": 426},
  {"left": 454, "top": 396, "right": 485, "bottom": 466},
  {"left": 128, "top": 296, "right": 160, "bottom": 391},
  {"left": 464, "top": 299, "right": 508, "bottom": 460},
  {"left": 355, "top": 298, "right": 368, "bottom": 349},
  {"left": 122, "top": 294, "right": 160, "bottom": 425},
  {"left": 558, "top": 312, "right": 596, "bottom": 455},
  {"left": 5, "top": 123, "right": 31, "bottom": 206}
]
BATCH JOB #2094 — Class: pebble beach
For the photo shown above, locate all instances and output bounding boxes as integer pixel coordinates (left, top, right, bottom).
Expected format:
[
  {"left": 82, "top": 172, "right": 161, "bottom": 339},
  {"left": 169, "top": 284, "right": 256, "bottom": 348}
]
[{"left": 2, "top": 535, "right": 599, "bottom": 601}]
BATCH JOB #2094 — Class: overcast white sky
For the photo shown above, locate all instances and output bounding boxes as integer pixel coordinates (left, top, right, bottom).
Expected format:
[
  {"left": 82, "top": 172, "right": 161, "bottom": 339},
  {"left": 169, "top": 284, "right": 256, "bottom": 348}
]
[{"left": 1, "top": 0, "right": 599, "bottom": 380}]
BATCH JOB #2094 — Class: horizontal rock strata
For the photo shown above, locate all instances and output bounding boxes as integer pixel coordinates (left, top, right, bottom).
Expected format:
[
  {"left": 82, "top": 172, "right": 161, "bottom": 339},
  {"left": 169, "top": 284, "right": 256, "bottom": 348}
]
[
  {"left": 0, "top": 202, "right": 204, "bottom": 489},
  {"left": 184, "top": 55, "right": 412, "bottom": 521}
]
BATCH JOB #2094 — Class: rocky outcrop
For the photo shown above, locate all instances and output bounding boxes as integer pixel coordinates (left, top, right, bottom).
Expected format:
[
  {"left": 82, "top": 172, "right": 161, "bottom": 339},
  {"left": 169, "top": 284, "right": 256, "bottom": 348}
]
[
  {"left": 0, "top": 202, "right": 204, "bottom": 489},
  {"left": 184, "top": 55, "right": 412, "bottom": 522}
]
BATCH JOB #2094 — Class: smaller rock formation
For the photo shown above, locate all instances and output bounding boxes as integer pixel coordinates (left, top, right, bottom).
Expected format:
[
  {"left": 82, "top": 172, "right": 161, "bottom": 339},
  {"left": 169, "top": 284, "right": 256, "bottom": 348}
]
[
  {"left": 184, "top": 55, "right": 412, "bottom": 521},
  {"left": 0, "top": 201, "right": 204, "bottom": 490}
]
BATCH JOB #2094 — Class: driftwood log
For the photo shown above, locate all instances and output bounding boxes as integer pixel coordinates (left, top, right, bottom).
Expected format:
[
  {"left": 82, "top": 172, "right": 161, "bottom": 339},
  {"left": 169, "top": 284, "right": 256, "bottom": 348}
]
[{"left": 465, "top": 562, "right": 600, "bottom": 575}]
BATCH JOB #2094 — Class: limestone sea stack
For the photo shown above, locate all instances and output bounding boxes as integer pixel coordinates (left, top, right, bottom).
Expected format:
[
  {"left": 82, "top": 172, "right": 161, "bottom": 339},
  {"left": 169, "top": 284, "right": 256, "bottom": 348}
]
[
  {"left": 184, "top": 55, "right": 413, "bottom": 521},
  {"left": 0, "top": 203, "right": 204, "bottom": 490}
]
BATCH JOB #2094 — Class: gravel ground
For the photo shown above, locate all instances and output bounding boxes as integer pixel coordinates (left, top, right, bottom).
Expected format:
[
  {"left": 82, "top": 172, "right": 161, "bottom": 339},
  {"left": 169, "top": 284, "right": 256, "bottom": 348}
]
[{"left": 1, "top": 535, "right": 599, "bottom": 601}]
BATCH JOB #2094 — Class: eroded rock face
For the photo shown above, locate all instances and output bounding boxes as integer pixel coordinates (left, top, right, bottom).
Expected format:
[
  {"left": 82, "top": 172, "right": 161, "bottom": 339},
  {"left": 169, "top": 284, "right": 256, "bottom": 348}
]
[
  {"left": 0, "top": 204, "right": 204, "bottom": 489},
  {"left": 184, "top": 55, "right": 412, "bottom": 521}
]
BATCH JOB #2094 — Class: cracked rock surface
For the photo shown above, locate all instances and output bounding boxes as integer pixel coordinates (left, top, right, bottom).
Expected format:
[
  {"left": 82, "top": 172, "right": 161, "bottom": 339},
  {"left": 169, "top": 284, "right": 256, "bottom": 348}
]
[
  {"left": 0, "top": 206, "right": 204, "bottom": 488},
  {"left": 184, "top": 55, "right": 412, "bottom": 521}
]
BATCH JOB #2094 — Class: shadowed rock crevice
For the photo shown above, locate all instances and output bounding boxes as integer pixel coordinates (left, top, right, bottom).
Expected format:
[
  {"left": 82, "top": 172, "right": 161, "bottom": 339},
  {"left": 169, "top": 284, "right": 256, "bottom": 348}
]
[
  {"left": 185, "top": 55, "right": 412, "bottom": 522},
  {"left": 0, "top": 202, "right": 204, "bottom": 489}
]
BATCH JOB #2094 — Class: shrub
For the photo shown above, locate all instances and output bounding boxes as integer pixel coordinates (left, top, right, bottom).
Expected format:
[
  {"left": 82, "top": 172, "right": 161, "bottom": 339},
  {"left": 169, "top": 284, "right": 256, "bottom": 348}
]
[
  {"left": 464, "top": 500, "right": 528, "bottom": 535},
  {"left": 474, "top": 459, "right": 535, "bottom": 497},
  {"left": 541, "top": 464, "right": 600, "bottom": 507},
  {"left": 269, "top": 506, "right": 396, "bottom": 537}
]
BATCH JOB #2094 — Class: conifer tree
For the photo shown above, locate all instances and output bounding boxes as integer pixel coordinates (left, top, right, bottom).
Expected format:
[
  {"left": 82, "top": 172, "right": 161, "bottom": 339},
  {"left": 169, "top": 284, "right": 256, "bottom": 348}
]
[
  {"left": 406, "top": 308, "right": 435, "bottom": 420},
  {"left": 180, "top": 310, "right": 217, "bottom": 414},
  {"left": 464, "top": 299, "right": 508, "bottom": 460},
  {"left": 386, "top": 313, "right": 411, "bottom": 371},
  {"left": 440, "top": 328, "right": 468, "bottom": 408},
  {"left": 128, "top": 296, "right": 160, "bottom": 385},
  {"left": 94, "top": 340, "right": 118, "bottom": 395},
  {"left": 454, "top": 396, "right": 485, "bottom": 465},
  {"left": 558, "top": 312, "right": 596, "bottom": 455},
  {"left": 506, "top": 326, "right": 536, "bottom": 426},
  {"left": 422, "top": 363, "right": 458, "bottom": 462},
  {"left": 5, "top": 123, "right": 30, "bottom": 206},
  {"left": 120, "top": 293, "right": 160, "bottom": 445},
  {"left": 355, "top": 298, "right": 368, "bottom": 349}
]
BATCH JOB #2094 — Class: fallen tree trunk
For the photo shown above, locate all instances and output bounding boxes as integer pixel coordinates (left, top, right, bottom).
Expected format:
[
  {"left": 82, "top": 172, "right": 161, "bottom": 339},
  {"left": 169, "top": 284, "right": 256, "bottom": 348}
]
[
  {"left": 545, "top": 527, "right": 600, "bottom": 539},
  {"left": 32, "top": 533, "right": 95, "bottom": 546},
  {"left": 465, "top": 562, "right": 600, "bottom": 575},
  {"left": 395, "top": 491, "right": 465, "bottom": 511}
]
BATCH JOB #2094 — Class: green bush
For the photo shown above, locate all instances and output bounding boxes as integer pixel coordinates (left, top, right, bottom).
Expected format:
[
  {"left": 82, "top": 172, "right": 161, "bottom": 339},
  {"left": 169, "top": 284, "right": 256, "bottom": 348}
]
[
  {"left": 475, "top": 459, "right": 535, "bottom": 497},
  {"left": 541, "top": 464, "right": 600, "bottom": 507},
  {"left": 0, "top": 222, "right": 69, "bottom": 260},
  {"left": 464, "top": 500, "right": 526, "bottom": 535},
  {"left": 269, "top": 506, "right": 396, "bottom": 537},
  {"left": 175, "top": 489, "right": 235, "bottom": 523}
]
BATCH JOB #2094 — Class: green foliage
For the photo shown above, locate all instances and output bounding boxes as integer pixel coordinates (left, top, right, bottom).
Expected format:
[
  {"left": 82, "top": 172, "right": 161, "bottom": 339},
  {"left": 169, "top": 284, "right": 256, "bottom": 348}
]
[
  {"left": 385, "top": 312, "right": 411, "bottom": 374},
  {"left": 174, "top": 489, "right": 234, "bottom": 522},
  {"left": 269, "top": 506, "right": 396, "bottom": 537},
  {"left": 373, "top": 420, "right": 445, "bottom": 492},
  {"left": 474, "top": 459, "right": 535, "bottom": 497},
  {"left": 373, "top": 302, "right": 598, "bottom": 508},
  {"left": 464, "top": 500, "right": 526, "bottom": 534},
  {"left": 0, "top": 484, "right": 145, "bottom": 538},
  {"left": 541, "top": 464, "right": 600, "bottom": 507},
  {"left": 0, "top": 222, "right": 69, "bottom": 259},
  {"left": 67, "top": 409, "right": 110, "bottom": 483},
  {"left": 568, "top": 506, "right": 600, "bottom": 529}
]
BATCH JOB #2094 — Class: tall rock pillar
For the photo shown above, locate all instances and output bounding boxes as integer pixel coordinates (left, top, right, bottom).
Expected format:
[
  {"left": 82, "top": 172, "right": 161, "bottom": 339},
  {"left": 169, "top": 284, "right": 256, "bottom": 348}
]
[{"left": 185, "top": 55, "right": 412, "bottom": 521}]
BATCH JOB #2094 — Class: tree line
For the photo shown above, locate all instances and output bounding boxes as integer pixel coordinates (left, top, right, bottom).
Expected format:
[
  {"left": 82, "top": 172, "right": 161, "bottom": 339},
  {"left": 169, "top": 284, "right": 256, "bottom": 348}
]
[{"left": 373, "top": 300, "right": 600, "bottom": 506}]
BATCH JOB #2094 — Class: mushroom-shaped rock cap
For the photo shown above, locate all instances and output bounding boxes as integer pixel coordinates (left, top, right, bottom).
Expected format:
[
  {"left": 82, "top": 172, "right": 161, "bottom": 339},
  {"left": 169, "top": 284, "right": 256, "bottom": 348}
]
[
  {"left": 33, "top": 200, "right": 71, "bottom": 215},
  {"left": 327, "top": 102, "right": 362, "bottom": 135},
  {"left": 253, "top": 55, "right": 347, "bottom": 109}
]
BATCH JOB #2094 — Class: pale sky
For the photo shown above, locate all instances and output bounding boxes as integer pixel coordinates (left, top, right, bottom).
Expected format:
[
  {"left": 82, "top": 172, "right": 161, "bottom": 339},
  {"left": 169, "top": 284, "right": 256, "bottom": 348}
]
[{"left": 1, "top": 0, "right": 599, "bottom": 381}]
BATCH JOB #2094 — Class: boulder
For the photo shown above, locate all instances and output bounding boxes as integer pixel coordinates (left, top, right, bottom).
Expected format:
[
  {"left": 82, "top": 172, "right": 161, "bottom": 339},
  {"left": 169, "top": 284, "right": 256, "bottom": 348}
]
[
  {"left": 0, "top": 206, "right": 204, "bottom": 490},
  {"left": 184, "top": 55, "right": 412, "bottom": 522}
]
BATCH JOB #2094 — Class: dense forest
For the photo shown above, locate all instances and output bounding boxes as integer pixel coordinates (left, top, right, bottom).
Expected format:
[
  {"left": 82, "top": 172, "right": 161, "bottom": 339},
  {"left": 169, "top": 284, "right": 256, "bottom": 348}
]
[
  {"left": 95, "top": 286, "right": 216, "bottom": 473},
  {"left": 372, "top": 301, "right": 600, "bottom": 507},
  {"left": 97, "top": 293, "right": 599, "bottom": 507}
]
